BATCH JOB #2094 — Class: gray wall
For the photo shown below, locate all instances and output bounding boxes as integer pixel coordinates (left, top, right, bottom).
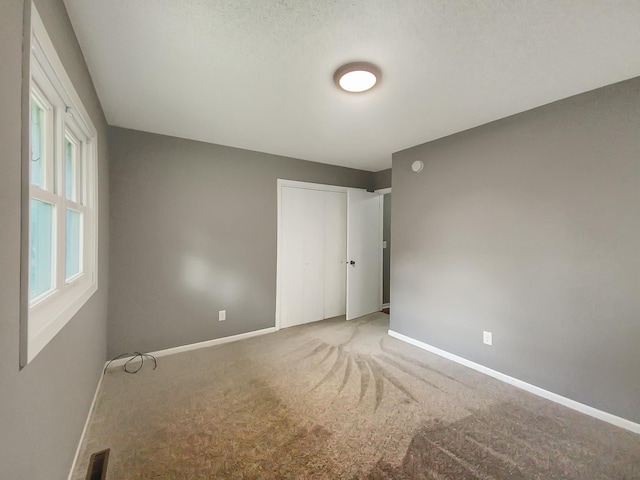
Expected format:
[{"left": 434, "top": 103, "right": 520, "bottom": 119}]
[
  {"left": 0, "top": 1, "right": 110, "bottom": 479},
  {"left": 373, "top": 168, "right": 392, "bottom": 190},
  {"left": 383, "top": 193, "right": 391, "bottom": 305},
  {"left": 391, "top": 76, "right": 640, "bottom": 423},
  {"left": 108, "top": 127, "right": 373, "bottom": 357}
]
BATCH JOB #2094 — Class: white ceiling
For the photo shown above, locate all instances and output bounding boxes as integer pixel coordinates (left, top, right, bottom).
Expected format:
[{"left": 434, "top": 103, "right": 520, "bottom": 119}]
[{"left": 63, "top": 0, "right": 640, "bottom": 172}]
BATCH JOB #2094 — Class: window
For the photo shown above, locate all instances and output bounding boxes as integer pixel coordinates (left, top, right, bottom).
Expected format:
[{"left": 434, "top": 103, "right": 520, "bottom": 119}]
[{"left": 23, "top": 5, "right": 98, "bottom": 365}]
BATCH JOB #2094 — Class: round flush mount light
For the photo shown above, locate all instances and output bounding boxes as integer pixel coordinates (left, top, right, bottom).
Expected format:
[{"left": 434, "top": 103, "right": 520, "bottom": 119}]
[
  {"left": 334, "top": 62, "right": 381, "bottom": 93},
  {"left": 411, "top": 160, "right": 424, "bottom": 173}
]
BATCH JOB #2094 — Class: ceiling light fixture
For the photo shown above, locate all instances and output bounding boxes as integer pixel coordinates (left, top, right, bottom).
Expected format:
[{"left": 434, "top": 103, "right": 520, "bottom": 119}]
[{"left": 334, "top": 62, "right": 381, "bottom": 93}]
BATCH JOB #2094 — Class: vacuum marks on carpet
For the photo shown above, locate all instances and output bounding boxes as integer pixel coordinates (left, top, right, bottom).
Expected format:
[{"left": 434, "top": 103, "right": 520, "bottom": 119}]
[
  {"left": 366, "top": 401, "right": 640, "bottom": 479},
  {"left": 72, "top": 314, "right": 640, "bottom": 479},
  {"left": 300, "top": 323, "right": 470, "bottom": 413}
]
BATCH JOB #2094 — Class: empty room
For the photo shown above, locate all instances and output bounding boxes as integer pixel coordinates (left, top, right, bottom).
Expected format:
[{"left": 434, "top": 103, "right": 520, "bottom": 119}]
[{"left": 2, "top": 0, "right": 640, "bottom": 479}]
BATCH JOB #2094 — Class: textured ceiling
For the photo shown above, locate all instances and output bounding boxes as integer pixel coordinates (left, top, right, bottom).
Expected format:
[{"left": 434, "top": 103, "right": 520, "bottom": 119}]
[{"left": 63, "top": 0, "right": 640, "bottom": 171}]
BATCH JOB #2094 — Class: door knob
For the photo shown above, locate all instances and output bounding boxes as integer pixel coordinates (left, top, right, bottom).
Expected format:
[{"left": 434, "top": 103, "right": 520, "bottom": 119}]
[{"left": 349, "top": 260, "right": 356, "bottom": 266}]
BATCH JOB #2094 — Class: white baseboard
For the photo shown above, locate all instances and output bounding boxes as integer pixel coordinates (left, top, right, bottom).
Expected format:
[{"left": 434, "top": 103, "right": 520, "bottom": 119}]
[
  {"left": 382, "top": 303, "right": 390, "bottom": 308},
  {"left": 388, "top": 329, "right": 640, "bottom": 435},
  {"left": 68, "top": 369, "right": 105, "bottom": 480},
  {"left": 105, "top": 327, "right": 277, "bottom": 370}
]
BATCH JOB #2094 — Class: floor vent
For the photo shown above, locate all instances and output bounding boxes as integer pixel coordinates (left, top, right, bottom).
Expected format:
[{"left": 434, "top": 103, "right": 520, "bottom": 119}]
[{"left": 86, "top": 448, "right": 110, "bottom": 480}]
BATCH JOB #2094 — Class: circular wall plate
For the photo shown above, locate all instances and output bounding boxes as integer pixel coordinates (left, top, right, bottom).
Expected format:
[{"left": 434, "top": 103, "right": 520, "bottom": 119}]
[{"left": 411, "top": 160, "right": 424, "bottom": 173}]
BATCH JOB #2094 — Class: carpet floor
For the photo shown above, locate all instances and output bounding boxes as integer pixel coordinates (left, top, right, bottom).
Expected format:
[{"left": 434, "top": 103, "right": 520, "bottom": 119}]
[{"left": 72, "top": 313, "right": 640, "bottom": 479}]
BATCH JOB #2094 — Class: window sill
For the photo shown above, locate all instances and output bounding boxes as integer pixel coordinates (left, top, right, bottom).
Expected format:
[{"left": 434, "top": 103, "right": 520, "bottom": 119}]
[{"left": 24, "top": 278, "right": 97, "bottom": 366}]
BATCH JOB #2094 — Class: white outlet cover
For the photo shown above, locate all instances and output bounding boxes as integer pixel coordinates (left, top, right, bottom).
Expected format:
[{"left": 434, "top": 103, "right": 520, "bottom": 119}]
[
  {"left": 219, "top": 310, "right": 226, "bottom": 321},
  {"left": 483, "top": 331, "right": 493, "bottom": 346}
]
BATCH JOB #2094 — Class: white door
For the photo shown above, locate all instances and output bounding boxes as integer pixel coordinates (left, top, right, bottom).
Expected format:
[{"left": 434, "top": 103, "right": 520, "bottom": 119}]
[
  {"left": 346, "top": 189, "right": 382, "bottom": 320},
  {"left": 279, "top": 186, "right": 346, "bottom": 328},
  {"left": 323, "top": 191, "right": 347, "bottom": 318}
]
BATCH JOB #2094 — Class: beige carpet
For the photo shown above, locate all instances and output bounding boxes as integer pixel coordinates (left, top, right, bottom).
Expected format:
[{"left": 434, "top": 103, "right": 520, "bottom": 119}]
[{"left": 72, "top": 313, "right": 640, "bottom": 479}]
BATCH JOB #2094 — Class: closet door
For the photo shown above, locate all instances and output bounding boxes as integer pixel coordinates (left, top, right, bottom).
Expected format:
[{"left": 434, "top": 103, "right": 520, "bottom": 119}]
[
  {"left": 280, "top": 187, "right": 346, "bottom": 328},
  {"left": 280, "top": 186, "right": 304, "bottom": 328},
  {"left": 280, "top": 187, "right": 323, "bottom": 327},
  {"left": 323, "top": 191, "right": 347, "bottom": 318},
  {"left": 301, "top": 189, "right": 325, "bottom": 324}
]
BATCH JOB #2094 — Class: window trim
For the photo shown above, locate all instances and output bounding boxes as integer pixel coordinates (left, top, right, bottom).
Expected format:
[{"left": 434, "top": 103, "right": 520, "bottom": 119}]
[{"left": 21, "top": 4, "right": 99, "bottom": 366}]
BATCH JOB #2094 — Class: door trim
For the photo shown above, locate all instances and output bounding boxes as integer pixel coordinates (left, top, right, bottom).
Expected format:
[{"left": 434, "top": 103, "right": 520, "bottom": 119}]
[{"left": 375, "top": 187, "right": 391, "bottom": 308}]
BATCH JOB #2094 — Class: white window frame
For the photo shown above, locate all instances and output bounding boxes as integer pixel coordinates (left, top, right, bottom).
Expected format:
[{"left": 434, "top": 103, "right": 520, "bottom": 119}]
[{"left": 23, "top": 5, "right": 99, "bottom": 365}]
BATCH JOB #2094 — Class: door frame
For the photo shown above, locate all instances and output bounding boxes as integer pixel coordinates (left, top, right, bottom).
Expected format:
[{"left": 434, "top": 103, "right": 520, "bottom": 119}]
[
  {"left": 375, "top": 188, "right": 391, "bottom": 308},
  {"left": 276, "top": 179, "right": 382, "bottom": 331}
]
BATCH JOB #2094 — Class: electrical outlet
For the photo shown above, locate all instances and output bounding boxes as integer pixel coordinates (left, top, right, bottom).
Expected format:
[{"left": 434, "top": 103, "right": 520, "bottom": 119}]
[
  {"left": 218, "top": 310, "right": 226, "bottom": 321},
  {"left": 483, "top": 331, "right": 492, "bottom": 346}
]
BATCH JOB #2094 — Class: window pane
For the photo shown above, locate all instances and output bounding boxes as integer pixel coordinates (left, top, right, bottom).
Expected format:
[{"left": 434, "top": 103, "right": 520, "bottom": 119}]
[
  {"left": 31, "top": 102, "right": 44, "bottom": 187},
  {"left": 30, "top": 199, "right": 54, "bottom": 300},
  {"left": 65, "top": 139, "right": 75, "bottom": 201},
  {"left": 65, "top": 209, "right": 81, "bottom": 279}
]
